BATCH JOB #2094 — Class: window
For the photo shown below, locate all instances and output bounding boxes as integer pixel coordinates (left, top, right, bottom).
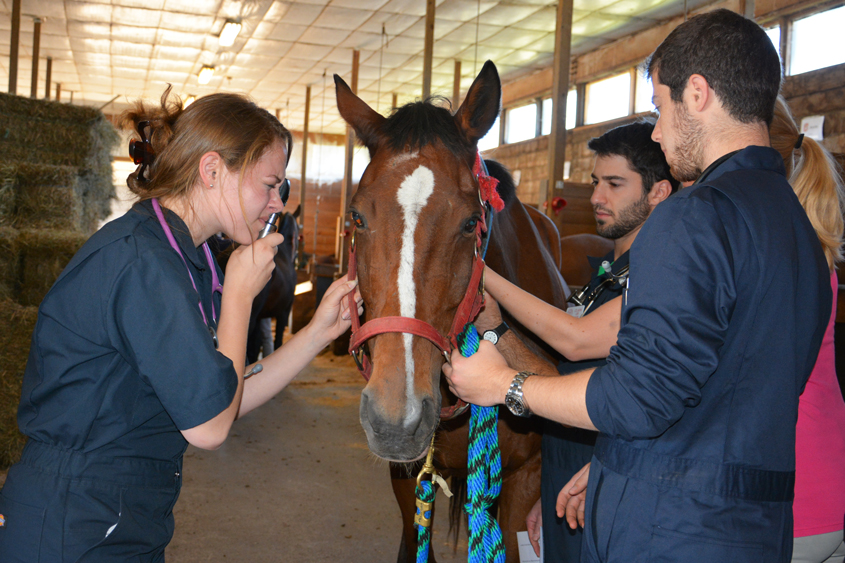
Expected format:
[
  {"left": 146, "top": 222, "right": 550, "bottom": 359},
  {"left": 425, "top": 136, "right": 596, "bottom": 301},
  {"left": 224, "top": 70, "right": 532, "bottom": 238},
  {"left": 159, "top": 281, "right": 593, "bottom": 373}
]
[
  {"left": 506, "top": 103, "right": 538, "bottom": 144},
  {"left": 790, "top": 5, "right": 845, "bottom": 75},
  {"left": 541, "top": 89, "right": 577, "bottom": 134},
  {"left": 585, "top": 72, "right": 631, "bottom": 125},
  {"left": 634, "top": 67, "right": 653, "bottom": 114},
  {"left": 765, "top": 25, "right": 780, "bottom": 56},
  {"left": 478, "top": 115, "right": 500, "bottom": 151}
]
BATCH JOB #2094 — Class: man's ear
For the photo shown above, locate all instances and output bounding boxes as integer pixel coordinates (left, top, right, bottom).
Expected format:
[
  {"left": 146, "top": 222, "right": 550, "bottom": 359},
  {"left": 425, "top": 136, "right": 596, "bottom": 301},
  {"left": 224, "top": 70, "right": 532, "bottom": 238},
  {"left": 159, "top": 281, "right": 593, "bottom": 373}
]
[
  {"left": 686, "top": 74, "right": 712, "bottom": 114},
  {"left": 199, "top": 151, "right": 221, "bottom": 189},
  {"left": 648, "top": 179, "right": 673, "bottom": 207}
]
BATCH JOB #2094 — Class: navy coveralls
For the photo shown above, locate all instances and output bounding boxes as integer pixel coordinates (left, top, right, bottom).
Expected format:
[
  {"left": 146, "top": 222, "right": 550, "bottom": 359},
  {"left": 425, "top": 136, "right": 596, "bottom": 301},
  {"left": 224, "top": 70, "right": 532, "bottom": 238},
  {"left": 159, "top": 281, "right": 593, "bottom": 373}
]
[
  {"left": 542, "top": 250, "right": 628, "bottom": 563},
  {"left": 0, "top": 200, "right": 237, "bottom": 562},
  {"left": 582, "top": 147, "right": 831, "bottom": 562}
]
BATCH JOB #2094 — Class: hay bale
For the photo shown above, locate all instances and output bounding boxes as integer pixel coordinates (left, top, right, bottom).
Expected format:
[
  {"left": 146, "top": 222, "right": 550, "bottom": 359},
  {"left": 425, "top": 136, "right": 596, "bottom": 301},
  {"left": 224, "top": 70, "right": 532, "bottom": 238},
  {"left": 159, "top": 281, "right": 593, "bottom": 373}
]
[
  {"left": 0, "top": 163, "right": 85, "bottom": 231},
  {"left": 0, "top": 174, "right": 13, "bottom": 227},
  {"left": 0, "top": 227, "right": 19, "bottom": 301},
  {"left": 0, "top": 93, "right": 120, "bottom": 232},
  {"left": 0, "top": 299, "right": 36, "bottom": 469},
  {"left": 17, "top": 229, "right": 89, "bottom": 307}
]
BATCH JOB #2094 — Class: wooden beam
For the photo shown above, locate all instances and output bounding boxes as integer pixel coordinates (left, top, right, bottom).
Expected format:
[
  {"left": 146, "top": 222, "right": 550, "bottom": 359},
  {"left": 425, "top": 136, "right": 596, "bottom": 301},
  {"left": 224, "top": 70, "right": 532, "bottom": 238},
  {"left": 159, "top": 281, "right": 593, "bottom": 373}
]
[
  {"left": 45, "top": 56, "right": 52, "bottom": 99},
  {"left": 453, "top": 60, "right": 462, "bottom": 109},
  {"left": 545, "top": 0, "right": 574, "bottom": 217},
  {"left": 338, "top": 50, "right": 360, "bottom": 267},
  {"left": 30, "top": 18, "right": 41, "bottom": 99},
  {"left": 9, "top": 0, "right": 21, "bottom": 94},
  {"left": 299, "top": 84, "right": 311, "bottom": 263},
  {"left": 422, "top": 0, "right": 435, "bottom": 98}
]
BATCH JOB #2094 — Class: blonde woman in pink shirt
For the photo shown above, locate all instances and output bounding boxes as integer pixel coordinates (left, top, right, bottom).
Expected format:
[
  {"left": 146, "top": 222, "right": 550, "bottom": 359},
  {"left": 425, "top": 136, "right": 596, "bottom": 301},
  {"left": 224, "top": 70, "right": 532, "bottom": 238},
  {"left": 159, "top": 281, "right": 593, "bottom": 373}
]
[{"left": 772, "top": 96, "right": 845, "bottom": 563}]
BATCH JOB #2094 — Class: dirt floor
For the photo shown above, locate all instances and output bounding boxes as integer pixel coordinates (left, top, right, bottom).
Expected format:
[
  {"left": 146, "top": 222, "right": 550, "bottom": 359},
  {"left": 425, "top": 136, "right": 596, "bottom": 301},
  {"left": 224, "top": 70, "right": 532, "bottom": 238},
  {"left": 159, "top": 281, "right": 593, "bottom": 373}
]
[{"left": 167, "top": 349, "right": 468, "bottom": 562}]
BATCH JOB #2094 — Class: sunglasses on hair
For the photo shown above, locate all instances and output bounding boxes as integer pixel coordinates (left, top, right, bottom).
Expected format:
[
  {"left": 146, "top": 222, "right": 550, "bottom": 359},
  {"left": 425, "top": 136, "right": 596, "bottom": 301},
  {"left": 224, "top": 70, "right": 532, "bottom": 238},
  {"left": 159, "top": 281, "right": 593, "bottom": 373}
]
[{"left": 279, "top": 178, "right": 290, "bottom": 207}]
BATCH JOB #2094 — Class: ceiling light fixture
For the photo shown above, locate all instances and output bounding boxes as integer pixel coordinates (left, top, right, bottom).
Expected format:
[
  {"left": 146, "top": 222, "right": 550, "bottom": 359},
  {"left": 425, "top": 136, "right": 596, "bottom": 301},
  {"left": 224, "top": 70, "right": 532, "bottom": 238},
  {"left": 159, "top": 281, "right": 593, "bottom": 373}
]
[
  {"left": 198, "top": 66, "right": 215, "bottom": 85},
  {"left": 219, "top": 20, "right": 242, "bottom": 47}
]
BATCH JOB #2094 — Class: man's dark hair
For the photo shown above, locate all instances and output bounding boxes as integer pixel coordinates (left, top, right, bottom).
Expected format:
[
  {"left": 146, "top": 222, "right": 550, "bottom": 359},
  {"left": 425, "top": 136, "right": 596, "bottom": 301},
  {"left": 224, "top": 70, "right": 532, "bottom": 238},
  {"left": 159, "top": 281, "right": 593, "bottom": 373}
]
[
  {"left": 646, "top": 8, "right": 781, "bottom": 125},
  {"left": 588, "top": 121, "right": 680, "bottom": 194}
]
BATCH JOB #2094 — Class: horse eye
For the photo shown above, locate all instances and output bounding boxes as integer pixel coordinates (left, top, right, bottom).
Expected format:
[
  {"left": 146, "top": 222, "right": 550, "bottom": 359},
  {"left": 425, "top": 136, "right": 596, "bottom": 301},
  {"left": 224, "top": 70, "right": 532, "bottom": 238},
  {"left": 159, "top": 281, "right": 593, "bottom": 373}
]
[
  {"left": 463, "top": 216, "right": 479, "bottom": 235},
  {"left": 351, "top": 210, "right": 366, "bottom": 229}
]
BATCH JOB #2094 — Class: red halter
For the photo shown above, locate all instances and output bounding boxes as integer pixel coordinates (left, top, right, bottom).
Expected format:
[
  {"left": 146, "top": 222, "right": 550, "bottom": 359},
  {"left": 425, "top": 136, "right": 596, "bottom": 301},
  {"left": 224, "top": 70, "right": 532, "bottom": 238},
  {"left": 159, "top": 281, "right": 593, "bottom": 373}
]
[{"left": 345, "top": 153, "right": 500, "bottom": 420}]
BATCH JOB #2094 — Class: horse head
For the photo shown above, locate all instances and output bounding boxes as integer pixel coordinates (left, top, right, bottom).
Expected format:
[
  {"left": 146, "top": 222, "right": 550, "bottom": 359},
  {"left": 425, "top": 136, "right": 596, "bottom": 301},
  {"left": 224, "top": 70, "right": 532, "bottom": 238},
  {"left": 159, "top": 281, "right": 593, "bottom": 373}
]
[{"left": 335, "top": 61, "right": 501, "bottom": 461}]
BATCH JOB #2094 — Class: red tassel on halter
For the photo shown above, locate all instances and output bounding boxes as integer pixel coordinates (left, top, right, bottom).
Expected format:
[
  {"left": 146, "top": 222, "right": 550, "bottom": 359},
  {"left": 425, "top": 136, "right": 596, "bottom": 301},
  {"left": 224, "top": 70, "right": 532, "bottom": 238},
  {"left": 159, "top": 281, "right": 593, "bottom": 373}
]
[{"left": 473, "top": 153, "right": 504, "bottom": 212}]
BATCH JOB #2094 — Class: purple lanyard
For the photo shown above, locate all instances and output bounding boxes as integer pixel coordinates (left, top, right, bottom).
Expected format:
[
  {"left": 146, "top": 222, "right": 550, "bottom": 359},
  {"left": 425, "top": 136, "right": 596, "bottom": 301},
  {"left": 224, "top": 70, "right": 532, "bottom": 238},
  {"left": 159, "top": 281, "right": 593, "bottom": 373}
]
[{"left": 151, "top": 198, "right": 223, "bottom": 327}]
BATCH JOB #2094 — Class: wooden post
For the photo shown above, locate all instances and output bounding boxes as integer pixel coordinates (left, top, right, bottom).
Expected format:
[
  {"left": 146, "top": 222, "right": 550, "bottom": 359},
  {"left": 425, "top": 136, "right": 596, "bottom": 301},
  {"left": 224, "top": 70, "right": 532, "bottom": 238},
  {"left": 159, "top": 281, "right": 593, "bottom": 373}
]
[
  {"left": 55, "top": 82, "right": 61, "bottom": 102},
  {"left": 545, "top": 0, "right": 574, "bottom": 217},
  {"left": 9, "top": 0, "right": 21, "bottom": 94},
  {"left": 338, "top": 50, "right": 359, "bottom": 268},
  {"left": 299, "top": 85, "right": 311, "bottom": 266},
  {"left": 392, "top": 92, "right": 398, "bottom": 109},
  {"left": 45, "top": 56, "right": 52, "bottom": 99},
  {"left": 422, "top": 0, "right": 435, "bottom": 98},
  {"left": 30, "top": 18, "right": 41, "bottom": 99},
  {"left": 452, "top": 60, "right": 462, "bottom": 110}
]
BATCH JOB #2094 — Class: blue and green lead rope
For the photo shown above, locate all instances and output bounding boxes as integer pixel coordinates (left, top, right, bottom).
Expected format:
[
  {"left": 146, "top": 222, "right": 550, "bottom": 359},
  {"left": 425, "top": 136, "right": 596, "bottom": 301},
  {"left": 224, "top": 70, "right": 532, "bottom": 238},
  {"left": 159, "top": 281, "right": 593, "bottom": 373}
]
[
  {"left": 415, "top": 324, "right": 505, "bottom": 563},
  {"left": 415, "top": 479, "right": 435, "bottom": 563},
  {"left": 460, "top": 325, "right": 506, "bottom": 563}
]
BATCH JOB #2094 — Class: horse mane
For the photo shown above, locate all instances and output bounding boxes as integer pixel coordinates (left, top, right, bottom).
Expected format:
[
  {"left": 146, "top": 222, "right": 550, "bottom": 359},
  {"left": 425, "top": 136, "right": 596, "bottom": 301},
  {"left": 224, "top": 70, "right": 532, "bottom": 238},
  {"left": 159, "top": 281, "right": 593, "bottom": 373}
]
[
  {"left": 482, "top": 158, "right": 517, "bottom": 206},
  {"left": 382, "top": 97, "right": 475, "bottom": 165}
]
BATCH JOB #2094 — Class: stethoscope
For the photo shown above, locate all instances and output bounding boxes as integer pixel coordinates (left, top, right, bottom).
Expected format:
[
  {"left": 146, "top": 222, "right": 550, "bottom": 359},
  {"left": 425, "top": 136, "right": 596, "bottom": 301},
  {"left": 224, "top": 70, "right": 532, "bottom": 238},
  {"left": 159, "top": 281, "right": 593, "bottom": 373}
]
[
  {"left": 568, "top": 262, "right": 630, "bottom": 315},
  {"left": 152, "top": 198, "right": 223, "bottom": 349}
]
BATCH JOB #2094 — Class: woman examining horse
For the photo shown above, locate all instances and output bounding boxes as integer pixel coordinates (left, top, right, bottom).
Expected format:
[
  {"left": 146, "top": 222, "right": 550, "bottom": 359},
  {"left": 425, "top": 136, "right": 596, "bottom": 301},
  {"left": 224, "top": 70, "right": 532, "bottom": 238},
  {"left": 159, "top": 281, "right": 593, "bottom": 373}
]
[{"left": 0, "top": 88, "right": 361, "bottom": 562}]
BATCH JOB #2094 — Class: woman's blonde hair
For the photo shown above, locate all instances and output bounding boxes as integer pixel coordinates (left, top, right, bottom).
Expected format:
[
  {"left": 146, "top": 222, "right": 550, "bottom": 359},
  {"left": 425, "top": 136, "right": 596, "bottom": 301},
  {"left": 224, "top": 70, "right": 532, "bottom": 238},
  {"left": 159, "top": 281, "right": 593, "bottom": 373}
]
[
  {"left": 120, "top": 86, "right": 292, "bottom": 209},
  {"left": 770, "top": 95, "right": 845, "bottom": 270}
]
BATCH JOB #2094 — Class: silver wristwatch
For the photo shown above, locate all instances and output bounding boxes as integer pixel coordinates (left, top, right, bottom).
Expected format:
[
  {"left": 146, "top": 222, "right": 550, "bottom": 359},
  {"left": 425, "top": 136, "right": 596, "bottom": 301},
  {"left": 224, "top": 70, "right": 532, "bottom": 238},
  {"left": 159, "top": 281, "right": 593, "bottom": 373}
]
[
  {"left": 482, "top": 322, "right": 509, "bottom": 345},
  {"left": 504, "top": 371, "right": 536, "bottom": 417}
]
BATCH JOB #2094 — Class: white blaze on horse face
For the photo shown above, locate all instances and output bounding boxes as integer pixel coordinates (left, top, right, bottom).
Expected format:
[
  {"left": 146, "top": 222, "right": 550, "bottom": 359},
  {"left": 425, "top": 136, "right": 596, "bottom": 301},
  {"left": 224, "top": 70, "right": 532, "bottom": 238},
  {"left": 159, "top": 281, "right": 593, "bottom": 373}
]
[{"left": 396, "top": 165, "right": 435, "bottom": 427}]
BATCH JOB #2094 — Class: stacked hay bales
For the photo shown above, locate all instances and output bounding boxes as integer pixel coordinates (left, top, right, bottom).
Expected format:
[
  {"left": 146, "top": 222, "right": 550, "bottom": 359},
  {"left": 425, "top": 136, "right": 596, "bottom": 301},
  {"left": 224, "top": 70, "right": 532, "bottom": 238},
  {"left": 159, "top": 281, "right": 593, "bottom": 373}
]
[{"left": 0, "top": 92, "right": 118, "bottom": 469}]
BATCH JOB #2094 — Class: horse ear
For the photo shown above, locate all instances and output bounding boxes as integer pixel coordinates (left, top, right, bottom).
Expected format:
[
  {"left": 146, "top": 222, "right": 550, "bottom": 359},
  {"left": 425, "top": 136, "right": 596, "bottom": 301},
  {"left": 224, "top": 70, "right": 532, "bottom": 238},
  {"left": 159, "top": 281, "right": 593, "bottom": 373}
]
[
  {"left": 454, "top": 60, "right": 501, "bottom": 147},
  {"left": 292, "top": 204, "right": 301, "bottom": 220},
  {"left": 334, "top": 74, "right": 386, "bottom": 153}
]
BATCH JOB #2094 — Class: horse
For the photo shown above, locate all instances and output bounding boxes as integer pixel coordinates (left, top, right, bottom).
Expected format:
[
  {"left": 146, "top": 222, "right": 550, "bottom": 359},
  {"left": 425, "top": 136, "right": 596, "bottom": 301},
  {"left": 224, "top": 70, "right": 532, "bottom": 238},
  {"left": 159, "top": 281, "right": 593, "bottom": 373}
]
[
  {"left": 335, "top": 60, "right": 570, "bottom": 562},
  {"left": 559, "top": 233, "right": 614, "bottom": 289},
  {"left": 210, "top": 208, "right": 299, "bottom": 364},
  {"left": 246, "top": 209, "right": 299, "bottom": 362}
]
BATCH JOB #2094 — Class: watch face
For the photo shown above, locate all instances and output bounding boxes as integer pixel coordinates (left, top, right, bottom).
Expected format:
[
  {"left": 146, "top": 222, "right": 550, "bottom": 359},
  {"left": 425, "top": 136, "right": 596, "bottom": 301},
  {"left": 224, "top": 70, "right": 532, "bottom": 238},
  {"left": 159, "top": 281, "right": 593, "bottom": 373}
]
[
  {"left": 482, "top": 330, "right": 499, "bottom": 345},
  {"left": 505, "top": 395, "right": 526, "bottom": 416}
]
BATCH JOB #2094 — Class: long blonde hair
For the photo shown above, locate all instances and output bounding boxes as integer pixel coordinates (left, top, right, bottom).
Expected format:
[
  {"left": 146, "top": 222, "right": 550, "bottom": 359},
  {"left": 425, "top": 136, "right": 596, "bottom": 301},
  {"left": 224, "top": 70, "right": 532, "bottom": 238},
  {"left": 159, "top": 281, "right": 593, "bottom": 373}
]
[{"left": 770, "top": 96, "right": 844, "bottom": 270}]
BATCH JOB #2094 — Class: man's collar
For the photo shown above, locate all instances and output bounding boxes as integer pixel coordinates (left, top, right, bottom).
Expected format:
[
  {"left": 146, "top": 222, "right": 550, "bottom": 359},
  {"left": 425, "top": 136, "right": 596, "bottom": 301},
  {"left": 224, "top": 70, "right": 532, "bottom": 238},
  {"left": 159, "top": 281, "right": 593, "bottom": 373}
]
[
  {"left": 134, "top": 199, "right": 208, "bottom": 270},
  {"left": 694, "top": 146, "right": 786, "bottom": 186}
]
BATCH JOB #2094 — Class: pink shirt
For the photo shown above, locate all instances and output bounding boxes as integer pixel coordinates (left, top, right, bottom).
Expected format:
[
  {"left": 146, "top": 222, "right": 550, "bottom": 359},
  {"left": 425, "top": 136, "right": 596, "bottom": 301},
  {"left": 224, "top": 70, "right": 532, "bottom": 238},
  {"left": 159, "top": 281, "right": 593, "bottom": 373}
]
[{"left": 794, "top": 270, "right": 845, "bottom": 537}]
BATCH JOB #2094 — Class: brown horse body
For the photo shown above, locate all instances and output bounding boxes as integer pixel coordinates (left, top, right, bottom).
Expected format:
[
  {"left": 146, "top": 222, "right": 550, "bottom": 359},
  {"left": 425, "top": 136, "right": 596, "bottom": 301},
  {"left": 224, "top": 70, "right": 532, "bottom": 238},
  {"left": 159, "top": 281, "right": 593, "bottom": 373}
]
[{"left": 335, "top": 61, "right": 569, "bottom": 562}]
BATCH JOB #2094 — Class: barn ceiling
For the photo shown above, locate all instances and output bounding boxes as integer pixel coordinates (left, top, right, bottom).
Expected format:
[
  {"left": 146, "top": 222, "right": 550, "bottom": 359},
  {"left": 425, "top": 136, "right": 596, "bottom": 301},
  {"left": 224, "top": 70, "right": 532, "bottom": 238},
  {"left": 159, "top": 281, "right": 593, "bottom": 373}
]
[{"left": 0, "top": 0, "right": 709, "bottom": 134}]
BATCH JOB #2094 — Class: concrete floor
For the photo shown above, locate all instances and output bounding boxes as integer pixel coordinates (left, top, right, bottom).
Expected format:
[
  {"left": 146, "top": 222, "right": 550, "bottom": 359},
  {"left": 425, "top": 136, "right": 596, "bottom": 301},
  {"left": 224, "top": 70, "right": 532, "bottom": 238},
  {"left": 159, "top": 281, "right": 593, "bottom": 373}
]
[{"left": 167, "top": 349, "right": 468, "bottom": 562}]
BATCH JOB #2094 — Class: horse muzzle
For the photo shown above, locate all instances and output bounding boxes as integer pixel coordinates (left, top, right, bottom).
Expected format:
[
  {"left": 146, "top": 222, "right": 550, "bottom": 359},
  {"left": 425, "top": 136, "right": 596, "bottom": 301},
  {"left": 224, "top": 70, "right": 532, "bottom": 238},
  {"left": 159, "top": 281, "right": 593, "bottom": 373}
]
[{"left": 359, "top": 387, "right": 439, "bottom": 461}]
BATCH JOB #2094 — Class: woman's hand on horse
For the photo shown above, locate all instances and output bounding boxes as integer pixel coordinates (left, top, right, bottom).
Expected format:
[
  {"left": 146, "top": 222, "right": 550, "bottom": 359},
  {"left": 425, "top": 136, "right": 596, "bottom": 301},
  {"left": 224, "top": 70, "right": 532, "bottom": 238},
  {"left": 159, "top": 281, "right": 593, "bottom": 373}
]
[
  {"left": 223, "top": 233, "right": 282, "bottom": 302},
  {"left": 526, "top": 497, "right": 543, "bottom": 557},
  {"left": 309, "top": 276, "right": 362, "bottom": 342},
  {"left": 556, "top": 462, "right": 589, "bottom": 529},
  {"left": 442, "top": 341, "right": 512, "bottom": 407},
  {"left": 476, "top": 292, "right": 504, "bottom": 332}
]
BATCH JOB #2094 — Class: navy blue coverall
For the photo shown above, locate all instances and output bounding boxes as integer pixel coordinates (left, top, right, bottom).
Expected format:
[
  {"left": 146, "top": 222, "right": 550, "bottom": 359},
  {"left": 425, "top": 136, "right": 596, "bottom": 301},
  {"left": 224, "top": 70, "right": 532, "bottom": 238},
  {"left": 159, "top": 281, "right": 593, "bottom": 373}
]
[
  {"left": 0, "top": 200, "right": 237, "bottom": 562},
  {"left": 543, "top": 250, "right": 628, "bottom": 563},
  {"left": 582, "top": 147, "right": 831, "bottom": 562}
]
